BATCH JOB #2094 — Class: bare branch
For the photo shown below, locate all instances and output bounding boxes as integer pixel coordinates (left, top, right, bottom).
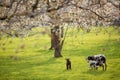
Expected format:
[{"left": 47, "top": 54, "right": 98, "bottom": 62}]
[
  {"left": 108, "top": 0, "right": 120, "bottom": 8},
  {"left": 32, "top": 0, "right": 39, "bottom": 12},
  {"left": 47, "top": 0, "right": 71, "bottom": 12},
  {"left": 0, "top": 0, "right": 22, "bottom": 20},
  {"left": 72, "top": 3, "right": 105, "bottom": 20}
]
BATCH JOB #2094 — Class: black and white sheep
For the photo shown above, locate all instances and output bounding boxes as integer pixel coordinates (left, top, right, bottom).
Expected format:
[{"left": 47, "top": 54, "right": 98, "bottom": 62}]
[{"left": 86, "top": 54, "right": 107, "bottom": 71}]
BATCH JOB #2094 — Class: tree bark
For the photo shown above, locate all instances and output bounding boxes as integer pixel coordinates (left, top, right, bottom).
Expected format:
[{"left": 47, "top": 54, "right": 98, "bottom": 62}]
[
  {"left": 49, "top": 27, "right": 64, "bottom": 50},
  {"left": 52, "top": 26, "right": 62, "bottom": 57},
  {"left": 61, "top": 27, "right": 64, "bottom": 38},
  {"left": 49, "top": 28, "right": 54, "bottom": 50}
]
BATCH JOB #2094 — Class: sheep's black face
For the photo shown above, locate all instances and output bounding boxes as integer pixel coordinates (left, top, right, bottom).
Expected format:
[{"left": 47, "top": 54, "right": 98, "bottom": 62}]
[{"left": 87, "top": 56, "right": 95, "bottom": 61}]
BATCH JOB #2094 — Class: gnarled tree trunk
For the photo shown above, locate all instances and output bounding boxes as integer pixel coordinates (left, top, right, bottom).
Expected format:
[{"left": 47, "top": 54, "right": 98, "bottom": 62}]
[
  {"left": 49, "top": 26, "right": 64, "bottom": 50},
  {"left": 52, "top": 26, "right": 62, "bottom": 57}
]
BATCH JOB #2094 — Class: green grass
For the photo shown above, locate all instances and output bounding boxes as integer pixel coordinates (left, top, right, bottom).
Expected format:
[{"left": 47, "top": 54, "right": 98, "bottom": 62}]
[{"left": 0, "top": 27, "right": 120, "bottom": 80}]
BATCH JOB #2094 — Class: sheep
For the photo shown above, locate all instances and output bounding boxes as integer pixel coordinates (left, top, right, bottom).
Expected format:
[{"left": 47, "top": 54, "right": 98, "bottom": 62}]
[
  {"left": 88, "top": 60, "right": 98, "bottom": 70},
  {"left": 86, "top": 54, "right": 107, "bottom": 71}
]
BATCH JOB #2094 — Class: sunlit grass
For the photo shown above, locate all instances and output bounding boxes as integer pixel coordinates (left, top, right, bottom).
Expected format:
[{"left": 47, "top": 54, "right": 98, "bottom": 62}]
[{"left": 0, "top": 27, "right": 120, "bottom": 80}]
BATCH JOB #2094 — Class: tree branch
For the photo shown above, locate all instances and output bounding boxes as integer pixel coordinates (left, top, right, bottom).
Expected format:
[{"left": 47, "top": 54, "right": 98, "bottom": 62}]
[
  {"left": 60, "top": 26, "right": 68, "bottom": 50},
  {"left": 8, "top": 0, "right": 23, "bottom": 19},
  {"left": 72, "top": 4, "right": 105, "bottom": 20},
  {"left": 0, "top": 0, "right": 22, "bottom": 20},
  {"left": 108, "top": 0, "right": 120, "bottom": 8},
  {"left": 32, "top": 0, "right": 39, "bottom": 12},
  {"left": 47, "top": 0, "right": 71, "bottom": 12},
  {"left": 0, "top": 0, "right": 15, "bottom": 20}
]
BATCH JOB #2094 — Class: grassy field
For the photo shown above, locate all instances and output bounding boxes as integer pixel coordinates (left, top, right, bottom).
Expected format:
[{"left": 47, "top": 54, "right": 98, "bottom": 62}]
[{"left": 0, "top": 27, "right": 120, "bottom": 80}]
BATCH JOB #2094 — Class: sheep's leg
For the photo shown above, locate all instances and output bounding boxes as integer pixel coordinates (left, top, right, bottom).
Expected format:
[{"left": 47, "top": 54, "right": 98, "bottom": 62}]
[
  {"left": 102, "top": 64, "right": 104, "bottom": 71},
  {"left": 104, "top": 63, "right": 107, "bottom": 70}
]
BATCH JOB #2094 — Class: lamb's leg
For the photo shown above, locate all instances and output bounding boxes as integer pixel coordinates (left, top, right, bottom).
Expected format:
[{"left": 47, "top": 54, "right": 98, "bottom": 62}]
[
  {"left": 93, "top": 65, "right": 96, "bottom": 70},
  {"left": 89, "top": 64, "right": 92, "bottom": 70},
  {"left": 95, "top": 65, "right": 98, "bottom": 70}
]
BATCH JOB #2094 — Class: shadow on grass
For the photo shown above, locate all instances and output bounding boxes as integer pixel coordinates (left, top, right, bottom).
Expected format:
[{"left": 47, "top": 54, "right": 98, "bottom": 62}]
[
  {"left": 62, "top": 69, "right": 72, "bottom": 72},
  {"left": 82, "top": 70, "right": 105, "bottom": 76},
  {"left": 36, "top": 49, "right": 53, "bottom": 53},
  {"left": 6, "top": 57, "right": 58, "bottom": 72}
]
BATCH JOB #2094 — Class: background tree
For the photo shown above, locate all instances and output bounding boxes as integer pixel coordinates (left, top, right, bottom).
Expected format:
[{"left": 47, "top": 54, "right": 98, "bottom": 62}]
[{"left": 0, "top": 0, "right": 119, "bottom": 57}]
